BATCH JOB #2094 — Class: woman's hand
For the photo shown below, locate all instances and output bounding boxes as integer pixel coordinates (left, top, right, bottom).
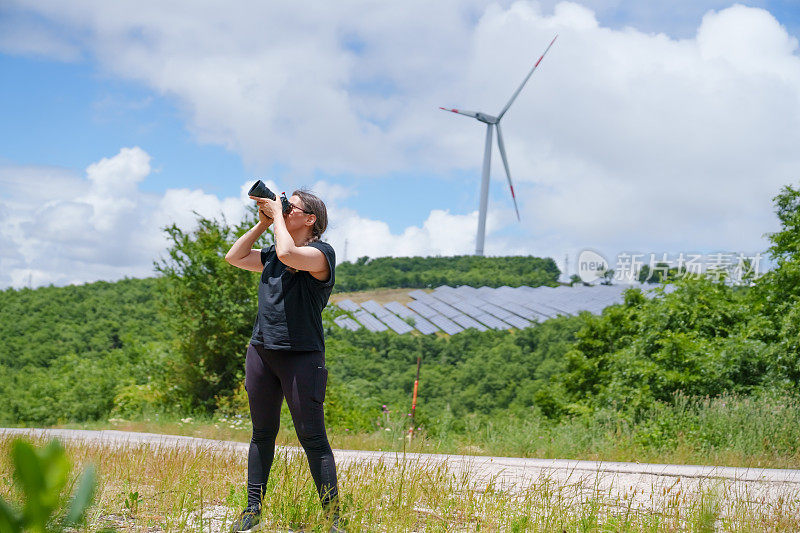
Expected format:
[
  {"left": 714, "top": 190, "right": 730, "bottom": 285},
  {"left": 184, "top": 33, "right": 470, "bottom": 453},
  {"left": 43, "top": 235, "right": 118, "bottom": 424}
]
[{"left": 249, "top": 195, "right": 278, "bottom": 224}]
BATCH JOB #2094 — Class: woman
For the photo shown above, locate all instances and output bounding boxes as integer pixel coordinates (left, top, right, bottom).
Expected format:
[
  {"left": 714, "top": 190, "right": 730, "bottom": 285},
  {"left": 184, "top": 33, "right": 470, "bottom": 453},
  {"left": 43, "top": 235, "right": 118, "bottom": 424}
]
[{"left": 224, "top": 188, "right": 343, "bottom": 533}]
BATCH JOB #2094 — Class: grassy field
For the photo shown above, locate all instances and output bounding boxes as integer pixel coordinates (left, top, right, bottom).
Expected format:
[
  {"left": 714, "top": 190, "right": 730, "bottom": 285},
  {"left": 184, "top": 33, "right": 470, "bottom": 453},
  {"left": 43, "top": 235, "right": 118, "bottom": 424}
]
[
  {"left": 2, "top": 432, "right": 798, "bottom": 532},
  {"left": 44, "top": 390, "right": 800, "bottom": 471},
  {"left": 328, "top": 288, "right": 423, "bottom": 305}
]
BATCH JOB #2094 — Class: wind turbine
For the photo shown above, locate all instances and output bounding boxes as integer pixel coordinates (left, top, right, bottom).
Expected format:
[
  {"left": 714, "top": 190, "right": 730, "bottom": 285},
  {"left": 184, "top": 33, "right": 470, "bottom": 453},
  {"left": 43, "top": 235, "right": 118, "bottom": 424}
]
[{"left": 440, "top": 35, "right": 557, "bottom": 256}]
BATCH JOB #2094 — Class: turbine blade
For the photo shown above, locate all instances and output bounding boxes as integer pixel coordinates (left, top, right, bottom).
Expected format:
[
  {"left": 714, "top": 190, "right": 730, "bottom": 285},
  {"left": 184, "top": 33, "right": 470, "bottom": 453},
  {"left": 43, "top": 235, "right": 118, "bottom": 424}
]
[
  {"left": 497, "top": 35, "right": 558, "bottom": 120},
  {"left": 439, "top": 107, "right": 480, "bottom": 119},
  {"left": 495, "top": 123, "right": 520, "bottom": 221}
]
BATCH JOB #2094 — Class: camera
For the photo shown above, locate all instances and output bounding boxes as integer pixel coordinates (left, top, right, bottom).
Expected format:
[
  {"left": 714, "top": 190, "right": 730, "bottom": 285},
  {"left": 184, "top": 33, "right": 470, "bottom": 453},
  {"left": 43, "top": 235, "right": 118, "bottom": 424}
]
[{"left": 248, "top": 180, "right": 292, "bottom": 215}]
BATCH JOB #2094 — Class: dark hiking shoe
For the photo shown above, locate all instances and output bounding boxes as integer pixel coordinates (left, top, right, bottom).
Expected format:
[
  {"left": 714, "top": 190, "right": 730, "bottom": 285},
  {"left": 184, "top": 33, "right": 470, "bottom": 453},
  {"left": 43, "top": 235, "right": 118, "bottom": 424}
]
[
  {"left": 329, "top": 515, "right": 346, "bottom": 533},
  {"left": 230, "top": 504, "right": 261, "bottom": 532}
]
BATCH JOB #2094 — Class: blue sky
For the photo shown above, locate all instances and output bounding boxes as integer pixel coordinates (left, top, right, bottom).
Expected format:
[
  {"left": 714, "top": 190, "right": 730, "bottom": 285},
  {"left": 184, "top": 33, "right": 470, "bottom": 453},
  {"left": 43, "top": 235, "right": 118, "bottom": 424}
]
[
  {"left": 0, "top": 54, "right": 243, "bottom": 194},
  {"left": 1, "top": 1, "right": 799, "bottom": 288},
  {"left": 0, "top": 49, "right": 507, "bottom": 232}
]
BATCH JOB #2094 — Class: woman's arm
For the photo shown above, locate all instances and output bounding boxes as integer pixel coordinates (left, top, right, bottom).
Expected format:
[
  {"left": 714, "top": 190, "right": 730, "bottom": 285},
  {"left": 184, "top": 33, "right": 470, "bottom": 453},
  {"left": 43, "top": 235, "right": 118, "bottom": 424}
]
[
  {"left": 258, "top": 196, "right": 329, "bottom": 277},
  {"left": 271, "top": 209, "right": 329, "bottom": 276},
  {"left": 224, "top": 210, "right": 272, "bottom": 272}
]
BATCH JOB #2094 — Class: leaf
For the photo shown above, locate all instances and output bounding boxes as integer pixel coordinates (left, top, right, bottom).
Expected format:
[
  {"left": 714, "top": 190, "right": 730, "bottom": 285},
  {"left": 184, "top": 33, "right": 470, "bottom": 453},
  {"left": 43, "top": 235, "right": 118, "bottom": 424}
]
[
  {"left": 63, "top": 464, "right": 97, "bottom": 527},
  {"left": 38, "top": 440, "right": 71, "bottom": 509},
  {"left": 0, "top": 496, "right": 22, "bottom": 533},
  {"left": 11, "top": 440, "right": 46, "bottom": 523}
]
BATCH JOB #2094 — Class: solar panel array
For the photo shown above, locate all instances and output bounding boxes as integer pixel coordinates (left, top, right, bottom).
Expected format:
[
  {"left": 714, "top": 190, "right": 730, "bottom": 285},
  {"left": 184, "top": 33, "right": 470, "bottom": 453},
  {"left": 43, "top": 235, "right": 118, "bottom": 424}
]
[
  {"left": 385, "top": 301, "right": 439, "bottom": 334},
  {"left": 333, "top": 315, "right": 361, "bottom": 331},
  {"left": 332, "top": 282, "right": 673, "bottom": 336}
]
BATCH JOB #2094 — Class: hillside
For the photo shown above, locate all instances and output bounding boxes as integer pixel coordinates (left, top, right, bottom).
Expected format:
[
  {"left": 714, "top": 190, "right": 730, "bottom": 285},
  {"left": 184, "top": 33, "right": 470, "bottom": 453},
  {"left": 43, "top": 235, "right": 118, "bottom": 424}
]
[
  {"left": 1, "top": 175, "right": 799, "bottom": 471},
  {"left": 0, "top": 277, "right": 174, "bottom": 424},
  {"left": 0, "top": 255, "right": 561, "bottom": 425}
]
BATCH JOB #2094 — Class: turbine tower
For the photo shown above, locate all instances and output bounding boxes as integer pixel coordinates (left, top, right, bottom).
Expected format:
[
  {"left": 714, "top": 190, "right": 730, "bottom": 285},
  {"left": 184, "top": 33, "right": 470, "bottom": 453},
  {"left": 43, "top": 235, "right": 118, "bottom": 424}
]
[{"left": 440, "top": 35, "right": 557, "bottom": 256}]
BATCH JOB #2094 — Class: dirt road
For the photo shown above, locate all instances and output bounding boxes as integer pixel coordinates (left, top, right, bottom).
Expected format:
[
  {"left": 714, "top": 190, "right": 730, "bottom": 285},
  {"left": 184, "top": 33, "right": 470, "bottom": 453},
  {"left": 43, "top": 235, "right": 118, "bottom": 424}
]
[{"left": 3, "top": 427, "right": 799, "bottom": 517}]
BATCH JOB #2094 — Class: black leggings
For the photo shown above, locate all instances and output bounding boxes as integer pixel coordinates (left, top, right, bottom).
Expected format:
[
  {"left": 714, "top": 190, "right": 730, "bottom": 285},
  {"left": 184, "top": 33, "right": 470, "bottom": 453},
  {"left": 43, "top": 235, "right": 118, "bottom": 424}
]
[{"left": 244, "top": 342, "right": 338, "bottom": 509}]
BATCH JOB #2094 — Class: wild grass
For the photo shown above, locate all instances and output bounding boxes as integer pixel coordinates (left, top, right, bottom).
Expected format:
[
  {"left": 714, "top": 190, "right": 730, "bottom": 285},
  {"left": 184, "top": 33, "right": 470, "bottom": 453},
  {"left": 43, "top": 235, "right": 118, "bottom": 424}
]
[
  {"left": 328, "top": 288, "right": 420, "bottom": 306},
  {"left": 2, "top": 433, "right": 798, "bottom": 532},
  {"left": 46, "top": 391, "right": 800, "bottom": 470}
]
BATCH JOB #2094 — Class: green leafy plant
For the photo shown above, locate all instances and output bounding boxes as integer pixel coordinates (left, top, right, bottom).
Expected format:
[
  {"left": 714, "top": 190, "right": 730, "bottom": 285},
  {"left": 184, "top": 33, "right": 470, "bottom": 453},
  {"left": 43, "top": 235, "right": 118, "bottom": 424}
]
[
  {"left": 122, "top": 490, "right": 142, "bottom": 517},
  {"left": 0, "top": 438, "right": 108, "bottom": 532}
]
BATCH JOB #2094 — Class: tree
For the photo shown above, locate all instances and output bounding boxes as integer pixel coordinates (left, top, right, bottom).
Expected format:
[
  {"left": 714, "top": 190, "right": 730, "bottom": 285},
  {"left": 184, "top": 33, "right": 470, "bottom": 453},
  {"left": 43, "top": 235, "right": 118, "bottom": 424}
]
[
  {"left": 751, "top": 182, "right": 800, "bottom": 384},
  {"left": 154, "top": 208, "right": 271, "bottom": 413},
  {"left": 638, "top": 263, "right": 676, "bottom": 283},
  {"left": 750, "top": 182, "right": 800, "bottom": 328},
  {"left": 765, "top": 183, "right": 800, "bottom": 263}
]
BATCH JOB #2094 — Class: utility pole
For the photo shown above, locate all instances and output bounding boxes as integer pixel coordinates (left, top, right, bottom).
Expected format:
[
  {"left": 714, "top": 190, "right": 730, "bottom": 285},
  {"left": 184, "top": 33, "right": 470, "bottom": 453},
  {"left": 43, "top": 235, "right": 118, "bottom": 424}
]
[{"left": 408, "top": 355, "right": 421, "bottom": 438}]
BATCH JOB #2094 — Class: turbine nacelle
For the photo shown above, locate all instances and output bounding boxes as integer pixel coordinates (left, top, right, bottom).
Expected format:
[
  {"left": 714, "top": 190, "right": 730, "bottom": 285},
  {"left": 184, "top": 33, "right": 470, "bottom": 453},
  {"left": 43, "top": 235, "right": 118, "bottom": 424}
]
[
  {"left": 438, "top": 107, "right": 498, "bottom": 124},
  {"left": 476, "top": 112, "right": 498, "bottom": 125}
]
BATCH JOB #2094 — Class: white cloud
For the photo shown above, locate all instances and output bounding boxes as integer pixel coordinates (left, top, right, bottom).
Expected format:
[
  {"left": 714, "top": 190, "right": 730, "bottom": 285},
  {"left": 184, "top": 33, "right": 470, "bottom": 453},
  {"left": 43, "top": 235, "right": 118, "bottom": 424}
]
[
  {"left": 325, "top": 207, "right": 492, "bottom": 261},
  {"left": 0, "top": 11, "right": 82, "bottom": 61},
  {"left": 0, "top": 148, "right": 508, "bottom": 288},
  {"left": 1, "top": 1, "right": 798, "bottom": 282},
  {"left": 0, "top": 148, "right": 247, "bottom": 287}
]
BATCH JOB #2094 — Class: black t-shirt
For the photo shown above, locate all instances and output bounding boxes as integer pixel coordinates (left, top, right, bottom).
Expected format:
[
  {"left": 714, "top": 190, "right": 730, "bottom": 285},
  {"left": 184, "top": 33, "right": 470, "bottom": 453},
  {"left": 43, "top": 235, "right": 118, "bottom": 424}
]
[{"left": 250, "top": 241, "right": 336, "bottom": 351}]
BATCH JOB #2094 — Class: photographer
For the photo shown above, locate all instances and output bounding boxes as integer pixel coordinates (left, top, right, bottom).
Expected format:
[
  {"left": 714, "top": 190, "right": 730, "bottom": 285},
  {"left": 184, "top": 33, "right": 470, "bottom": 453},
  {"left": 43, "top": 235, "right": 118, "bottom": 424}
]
[{"left": 224, "top": 188, "right": 343, "bottom": 533}]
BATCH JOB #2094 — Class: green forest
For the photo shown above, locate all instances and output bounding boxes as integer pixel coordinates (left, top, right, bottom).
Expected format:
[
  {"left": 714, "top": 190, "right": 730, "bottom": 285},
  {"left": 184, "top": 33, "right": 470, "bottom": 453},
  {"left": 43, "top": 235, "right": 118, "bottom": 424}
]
[
  {"left": 334, "top": 255, "right": 560, "bottom": 292},
  {"left": 2, "top": 183, "right": 800, "bottom": 463}
]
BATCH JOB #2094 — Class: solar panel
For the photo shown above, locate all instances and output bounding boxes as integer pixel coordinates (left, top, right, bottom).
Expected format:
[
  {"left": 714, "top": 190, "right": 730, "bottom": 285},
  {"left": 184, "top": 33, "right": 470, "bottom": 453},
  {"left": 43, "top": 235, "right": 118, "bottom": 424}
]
[
  {"left": 384, "top": 302, "right": 440, "bottom": 334},
  {"left": 514, "top": 291, "right": 575, "bottom": 316},
  {"left": 334, "top": 315, "right": 361, "bottom": 331},
  {"left": 531, "top": 301, "right": 571, "bottom": 316},
  {"left": 475, "top": 286, "right": 495, "bottom": 298},
  {"left": 413, "top": 294, "right": 440, "bottom": 305},
  {"left": 493, "top": 300, "right": 542, "bottom": 321},
  {"left": 336, "top": 299, "right": 361, "bottom": 312},
  {"left": 428, "top": 314, "right": 464, "bottom": 335},
  {"left": 381, "top": 313, "right": 414, "bottom": 334},
  {"left": 449, "top": 300, "right": 486, "bottom": 317},
  {"left": 383, "top": 301, "right": 413, "bottom": 317},
  {"left": 361, "top": 300, "right": 391, "bottom": 318},
  {"left": 474, "top": 313, "right": 511, "bottom": 330},
  {"left": 454, "top": 286, "right": 480, "bottom": 298},
  {"left": 450, "top": 313, "right": 487, "bottom": 331},
  {"left": 503, "top": 314, "right": 531, "bottom": 329},
  {"left": 407, "top": 300, "right": 438, "bottom": 319},
  {"left": 521, "top": 304, "right": 556, "bottom": 318},
  {"left": 478, "top": 302, "right": 515, "bottom": 320},
  {"left": 429, "top": 290, "right": 462, "bottom": 305},
  {"left": 353, "top": 310, "right": 388, "bottom": 332},
  {"left": 544, "top": 296, "right": 583, "bottom": 315},
  {"left": 582, "top": 301, "right": 609, "bottom": 314},
  {"left": 411, "top": 317, "right": 440, "bottom": 335},
  {"left": 428, "top": 300, "right": 461, "bottom": 319},
  {"left": 338, "top": 283, "right": 673, "bottom": 335},
  {"left": 433, "top": 285, "right": 457, "bottom": 295}
]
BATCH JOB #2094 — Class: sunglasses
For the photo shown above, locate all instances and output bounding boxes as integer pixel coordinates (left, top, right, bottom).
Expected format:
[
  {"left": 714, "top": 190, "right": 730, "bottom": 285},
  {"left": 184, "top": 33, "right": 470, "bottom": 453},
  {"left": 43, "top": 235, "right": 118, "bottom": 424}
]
[{"left": 287, "top": 201, "right": 314, "bottom": 215}]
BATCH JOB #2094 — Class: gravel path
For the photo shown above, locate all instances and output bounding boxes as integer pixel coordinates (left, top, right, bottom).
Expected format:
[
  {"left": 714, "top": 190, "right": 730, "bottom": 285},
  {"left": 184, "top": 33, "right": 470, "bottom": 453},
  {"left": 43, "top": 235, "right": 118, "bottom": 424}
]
[{"left": 3, "top": 427, "right": 800, "bottom": 516}]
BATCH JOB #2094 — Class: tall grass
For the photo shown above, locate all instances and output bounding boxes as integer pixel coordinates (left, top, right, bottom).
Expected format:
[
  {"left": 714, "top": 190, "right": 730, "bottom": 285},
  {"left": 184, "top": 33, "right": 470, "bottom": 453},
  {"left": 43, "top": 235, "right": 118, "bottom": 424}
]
[
  {"left": 50, "top": 391, "right": 800, "bottom": 469},
  {"left": 2, "top": 433, "right": 798, "bottom": 532},
  {"left": 454, "top": 391, "right": 800, "bottom": 468}
]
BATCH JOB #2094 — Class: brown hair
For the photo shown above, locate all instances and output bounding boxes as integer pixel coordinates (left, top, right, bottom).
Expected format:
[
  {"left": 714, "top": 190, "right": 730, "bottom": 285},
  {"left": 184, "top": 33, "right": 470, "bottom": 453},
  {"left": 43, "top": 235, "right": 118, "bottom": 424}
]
[
  {"left": 285, "top": 188, "right": 328, "bottom": 274},
  {"left": 292, "top": 188, "right": 328, "bottom": 243}
]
